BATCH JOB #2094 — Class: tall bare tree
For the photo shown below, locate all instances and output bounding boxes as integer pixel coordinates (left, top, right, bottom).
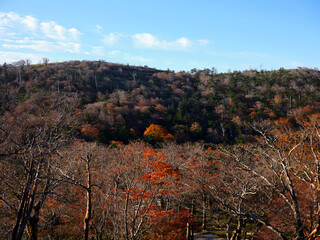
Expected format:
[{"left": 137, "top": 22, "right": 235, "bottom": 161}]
[{"left": 0, "top": 93, "right": 79, "bottom": 240}]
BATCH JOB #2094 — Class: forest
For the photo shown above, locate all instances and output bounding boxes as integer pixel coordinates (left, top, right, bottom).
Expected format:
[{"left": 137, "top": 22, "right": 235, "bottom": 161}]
[{"left": 1, "top": 59, "right": 320, "bottom": 240}]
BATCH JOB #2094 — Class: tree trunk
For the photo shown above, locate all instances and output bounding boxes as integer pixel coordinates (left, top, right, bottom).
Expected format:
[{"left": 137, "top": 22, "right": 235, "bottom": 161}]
[
  {"left": 94, "top": 76, "right": 98, "bottom": 91},
  {"left": 124, "top": 192, "right": 130, "bottom": 240},
  {"left": 226, "top": 217, "right": 231, "bottom": 240},
  {"left": 12, "top": 160, "right": 42, "bottom": 240},
  {"left": 84, "top": 188, "right": 92, "bottom": 240},
  {"left": 29, "top": 177, "right": 51, "bottom": 240},
  {"left": 284, "top": 161, "right": 305, "bottom": 240},
  {"left": 191, "top": 199, "right": 194, "bottom": 217},
  {"left": 57, "top": 78, "right": 60, "bottom": 94},
  {"left": 12, "top": 171, "right": 33, "bottom": 240},
  {"left": 67, "top": 74, "right": 72, "bottom": 92},
  {"left": 292, "top": 201, "right": 304, "bottom": 240},
  {"left": 232, "top": 216, "right": 245, "bottom": 240},
  {"left": 29, "top": 214, "right": 39, "bottom": 240},
  {"left": 202, "top": 195, "right": 206, "bottom": 231}
]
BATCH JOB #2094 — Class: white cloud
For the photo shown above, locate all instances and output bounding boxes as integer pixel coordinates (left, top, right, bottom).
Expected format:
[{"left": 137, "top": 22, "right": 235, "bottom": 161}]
[
  {"left": 5, "top": 12, "right": 20, "bottom": 22},
  {"left": 132, "top": 33, "right": 208, "bottom": 50},
  {"left": 0, "top": 11, "right": 84, "bottom": 57},
  {"left": 2, "top": 38, "right": 81, "bottom": 53},
  {"left": 0, "top": 12, "right": 38, "bottom": 31},
  {"left": 0, "top": 12, "right": 81, "bottom": 41},
  {"left": 69, "top": 28, "right": 81, "bottom": 40},
  {"left": 96, "top": 24, "right": 102, "bottom": 30},
  {"left": 40, "top": 21, "right": 81, "bottom": 41},
  {"left": 21, "top": 16, "right": 38, "bottom": 31},
  {"left": 132, "top": 33, "right": 159, "bottom": 48},
  {"left": 0, "top": 12, "right": 11, "bottom": 26},
  {"left": 103, "top": 33, "right": 122, "bottom": 46},
  {"left": 176, "top": 37, "right": 191, "bottom": 48}
]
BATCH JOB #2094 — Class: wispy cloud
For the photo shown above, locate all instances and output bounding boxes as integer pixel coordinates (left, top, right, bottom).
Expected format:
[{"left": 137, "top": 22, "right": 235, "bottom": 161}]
[
  {"left": 0, "top": 11, "right": 82, "bottom": 56},
  {"left": 0, "top": 12, "right": 38, "bottom": 31},
  {"left": 2, "top": 37, "right": 81, "bottom": 53},
  {"left": 96, "top": 24, "right": 103, "bottom": 30},
  {"left": 21, "top": 16, "right": 38, "bottom": 31},
  {"left": 0, "top": 11, "right": 212, "bottom": 67},
  {"left": 40, "top": 21, "right": 81, "bottom": 41},
  {"left": 103, "top": 33, "right": 123, "bottom": 46},
  {"left": 132, "top": 33, "right": 208, "bottom": 50}
]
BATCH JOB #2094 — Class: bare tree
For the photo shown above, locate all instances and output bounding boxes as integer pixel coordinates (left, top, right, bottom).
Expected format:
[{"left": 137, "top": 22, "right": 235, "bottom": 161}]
[
  {"left": 211, "top": 119, "right": 309, "bottom": 239},
  {"left": 0, "top": 93, "right": 79, "bottom": 240},
  {"left": 41, "top": 58, "right": 49, "bottom": 66},
  {"left": 56, "top": 142, "right": 106, "bottom": 240},
  {"left": 12, "top": 60, "right": 25, "bottom": 84}
]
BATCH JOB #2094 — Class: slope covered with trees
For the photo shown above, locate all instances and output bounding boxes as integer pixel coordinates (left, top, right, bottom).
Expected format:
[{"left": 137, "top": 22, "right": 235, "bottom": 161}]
[
  {"left": 1, "top": 60, "right": 320, "bottom": 144},
  {"left": 1, "top": 60, "right": 320, "bottom": 240}
]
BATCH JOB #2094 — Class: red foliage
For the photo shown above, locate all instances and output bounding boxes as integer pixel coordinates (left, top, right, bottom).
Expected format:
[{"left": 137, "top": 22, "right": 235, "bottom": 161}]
[{"left": 144, "top": 209, "right": 194, "bottom": 240}]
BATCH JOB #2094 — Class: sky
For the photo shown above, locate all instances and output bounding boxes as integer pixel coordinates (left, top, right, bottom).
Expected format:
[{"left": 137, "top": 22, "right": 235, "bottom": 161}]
[{"left": 0, "top": 0, "right": 319, "bottom": 73}]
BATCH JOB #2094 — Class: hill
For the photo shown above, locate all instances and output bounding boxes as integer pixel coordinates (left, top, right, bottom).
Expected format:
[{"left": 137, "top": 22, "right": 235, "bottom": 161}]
[
  {"left": 2, "top": 60, "right": 320, "bottom": 239},
  {"left": 1, "top": 60, "right": 320, "bottom": 143}
]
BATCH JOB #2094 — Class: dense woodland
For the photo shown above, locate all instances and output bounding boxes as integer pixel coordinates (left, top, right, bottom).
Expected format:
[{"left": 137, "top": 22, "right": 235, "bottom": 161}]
[{"left": 1, "top": 60, "right": 320, "bottom": 240}]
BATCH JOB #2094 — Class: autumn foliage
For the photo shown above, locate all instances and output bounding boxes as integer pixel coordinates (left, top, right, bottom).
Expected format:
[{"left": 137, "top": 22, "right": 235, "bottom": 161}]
[
  {"left": 144, "top": 209, "right": 194, "bottom": 240},
  {"left": 3, "top": 61, "right": 320, "bottom": 239},
  {"left": 143, "top": 124, "right": 175, "bottom": 142}
]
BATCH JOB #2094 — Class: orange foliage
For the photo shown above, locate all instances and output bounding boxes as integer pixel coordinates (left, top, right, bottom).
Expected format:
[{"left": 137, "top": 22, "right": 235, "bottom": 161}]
[
  {"left": 302, "top": 105, "right": 316, "bottom": 115},
  {"left": 308, "top": 113, "right": 320, "bottom": 123},
  {"left": 106, "top": 143, "right": 183, "bottom": 239},
  {"left": 268, "top": 111, "right": 276, "bottom": 118},
  {"left": 142, "top": 147, "right": 158, "bottom": 158},
  {"left": 142, "top": 158, "right": 180, "bottom": 186},
  {"left": 249, "top": 111, "right": 256, "bottom": 118},
  {"left": 143, "top": 124, "right": 168, "bottom": 142},
  {"left": 141, "top": 149, "right": 181, "bottom": 189},
  {"left": 274, "top": 95, "right": 282, "bottom": 104},
  {"left": 144, "top": 209, "right": 194, "bottom": 240},
  {"left": 274, "top": 117, "right": 290, "bottom": 127},
  {"left": 165, "top": 133, "right": 176, "bottom": 141}
]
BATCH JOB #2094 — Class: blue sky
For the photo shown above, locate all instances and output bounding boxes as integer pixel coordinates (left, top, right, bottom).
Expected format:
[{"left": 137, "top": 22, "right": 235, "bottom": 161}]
[{"left": 0, "top": 0, "right": 319, "bottom": 72}]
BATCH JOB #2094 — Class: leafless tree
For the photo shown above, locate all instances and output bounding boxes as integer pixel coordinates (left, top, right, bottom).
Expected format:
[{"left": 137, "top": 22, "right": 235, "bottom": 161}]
[{"left": 0, "top": 94, "right": 79, "bottom": 240}]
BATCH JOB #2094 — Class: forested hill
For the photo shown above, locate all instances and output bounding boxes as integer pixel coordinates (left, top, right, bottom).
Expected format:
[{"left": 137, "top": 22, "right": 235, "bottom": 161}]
[{"left": 1, "top": 60, "right": 320, "bottom": 143}]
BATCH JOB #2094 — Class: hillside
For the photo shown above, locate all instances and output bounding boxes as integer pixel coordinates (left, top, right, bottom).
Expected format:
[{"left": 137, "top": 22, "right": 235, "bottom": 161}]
[
  {"left": 1, "top": 60, "right": 320, "bottom": 143},
  {"left": 2, "top": 60, "right": 320, "bottom": 239}
]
